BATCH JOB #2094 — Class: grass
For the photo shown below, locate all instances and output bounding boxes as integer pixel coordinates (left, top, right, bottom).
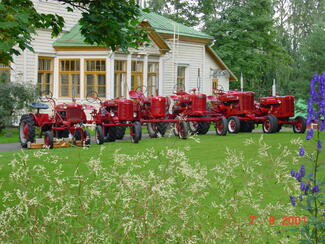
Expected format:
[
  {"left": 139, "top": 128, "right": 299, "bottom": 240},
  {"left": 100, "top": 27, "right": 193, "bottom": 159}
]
[
  {"left": 0, "top": 127, "right": 19, "bottom": 144},
  {"left": 0, "top": 131, "right": 319, "bottom": 242}
]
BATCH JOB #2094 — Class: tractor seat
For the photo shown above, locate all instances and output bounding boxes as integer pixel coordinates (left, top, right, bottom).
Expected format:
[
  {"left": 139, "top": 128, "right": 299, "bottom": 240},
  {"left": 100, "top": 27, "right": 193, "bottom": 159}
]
[{"left": 29, "top": 102, "right": 49, "bottom": 110}]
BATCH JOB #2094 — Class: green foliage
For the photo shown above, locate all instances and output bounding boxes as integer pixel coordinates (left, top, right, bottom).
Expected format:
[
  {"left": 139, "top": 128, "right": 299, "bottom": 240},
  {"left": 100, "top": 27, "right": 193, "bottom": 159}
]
[
  {"left": 205, "top": 0, "right": 291, "bottom": 96},
  {"left": 0, "top": 0, "right": 149, "bottom": 65},
  {"left": 0, "top": 0, "right": 64, "bottom": 65},
  {"left": 0, "top": 80, "right": 37, "bottom": 132}
]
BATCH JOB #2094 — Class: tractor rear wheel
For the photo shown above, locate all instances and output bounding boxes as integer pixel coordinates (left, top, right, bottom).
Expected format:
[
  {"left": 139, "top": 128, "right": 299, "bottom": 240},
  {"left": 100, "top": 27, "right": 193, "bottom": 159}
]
[
  {"left": 227, "top": 116, "right": 240, "bottom": 133},
  {"left": 44, "top": 131, "right": 53, "bottom": 149},
  {"left": 19, "top": 114, "right": 36, "bottom": 148},
  {"left": 262, "top": 115, "right": 278, "bottom": 133},
  {"left": 240, "top": 121, "right": 254, "bottom": 132},
  {"left": 197, "top": 121, "right": 210, "bottom": 134},
  {"left": 276, "top": 124, "right": 282, "bottom": 132},
  {"left": 115, "top": 126, "right": 126, "bottom": 140},
  {"left": 95, "top": 125, "right": 104, "bottom": 145},
  {"left": 131, "top": 121, "right": 141, "bottom": 143},
  {"left": 188, "top": 121, "right": 199, "bottom": 135},
  {"left": 293, "top": 116, "right": 306, "bottom": 133},
  {"left": 215, "top": 117, "right": 227, "bottom": 136},
  {"left": 83, "top": 130, "right": 91, "bottom": 145},
  {"left": 106, "top": 126, "right": 117, "bottom": 142},
  {"left": 176, "top": 121, "right": 188, "bottom": 139},
  {"left": 157, "top": 122, "right": 168, "bottom": 136},
  {"left": 147, "top": 123, "right": 158, "bottom": 138}
]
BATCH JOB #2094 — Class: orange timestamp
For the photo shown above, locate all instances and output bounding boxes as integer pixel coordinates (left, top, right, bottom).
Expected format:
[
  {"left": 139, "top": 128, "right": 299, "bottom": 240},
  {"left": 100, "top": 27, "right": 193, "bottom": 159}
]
[{"left": 249, "top": 216, "right": 307, "bottom": 225}]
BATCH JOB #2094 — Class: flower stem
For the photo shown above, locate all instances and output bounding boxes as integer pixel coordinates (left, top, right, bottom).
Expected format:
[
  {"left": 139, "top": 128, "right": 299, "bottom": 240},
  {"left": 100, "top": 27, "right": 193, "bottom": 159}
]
[{"left": 314, "top": 128, "right": 320, "bottom": 243}]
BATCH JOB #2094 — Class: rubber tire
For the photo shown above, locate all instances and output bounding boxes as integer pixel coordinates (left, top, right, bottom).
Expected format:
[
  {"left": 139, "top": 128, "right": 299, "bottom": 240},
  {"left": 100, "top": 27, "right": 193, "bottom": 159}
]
[
  {"left": 276, "top": 124, "right": 282, "bottom": 132},
  {"left": 293, "top": 116, "right": 307, "bottom": 134},
  {"left": 177, "top": 121, "right": 188, "bottom": 139},
  {"left": 227, "top": 116, "right": 241, "bottom": 134},
  {"left": 95, "top": 125, "right": 104, "bottom": 145},
  {"left": 44, "top": 131, "right": 54, "bottom": 149},
  {"left": 19, "top": 114, "right": 36, "bottom": 148},
  {"left": 188, "top": 121, "right": 199, "bottom": 135},
  {"left": 157, "top": 122, "right": 168, "bottom": 136},
  {"left": 197, "top": 122, "right": 210, "bottom": 135},
  {"left": 131, "top": 121, "right": 141, "bottom": 143},
  {"left": 215, "top": 117, "right": 228, "bottom": 136},
  {"left": 240, "top": 121, "right": 254, "bottom": 133},
  {"left": 84, "top": 130, "right": 91, "bottom": 145},
  {"left": 115, "top": 126, "right": 126, "bottom": 140},
  {"left": 147, "top": 123, "right": 158, "bottom": 138},
  {"left": 262, "top": 115, "right": 278, "bottom": 133},
  {"left": 74, "top": 130, "right": 82, "bottom": 141},
  {"left": 106, "top": 126, "right": 117, "bottom": 142},
  {"left": 55, "top": 129, "right": 69, "bottom": 138}
]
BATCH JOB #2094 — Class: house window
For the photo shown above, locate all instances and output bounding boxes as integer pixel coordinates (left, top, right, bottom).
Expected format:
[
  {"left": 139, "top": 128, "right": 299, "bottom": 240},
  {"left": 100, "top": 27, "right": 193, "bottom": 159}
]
[
  {"left": 59, "top": 59, "right": 80, "bottom": 98},
  {"left": 114, "top": 60, "right": 127, "bottom": 98},
  {"left": 131, "top": 61, "right": 143, "bottom": 91},
  {"left": 177, "top": 66, "right": 186, "bottom": 91},
  {"left": 85, "top": 59, "right": 106, "bottom": 98},
  {"left": 0, "top": 64, "right": 10, "bottom": 82},
  {"left": 212, "top": 79, "right": 218, "bottom": 92},
  {"left": 147, "top": 62, "right": 159, "bottom": 96},
  {"left": 38, "top": 57, "right": 53, "bottom": 95}
]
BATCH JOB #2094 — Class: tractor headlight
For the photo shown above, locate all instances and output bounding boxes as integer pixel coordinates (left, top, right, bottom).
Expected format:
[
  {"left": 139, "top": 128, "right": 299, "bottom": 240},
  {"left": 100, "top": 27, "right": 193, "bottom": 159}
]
[
  {"left": 110, "top": 112, "right": 115, "bottom": 117},
  {"left": 278, "top": 100, "right": 282, "bottom": 104},
  {"left": 63, "top": 104, "right": 67, "bottom": 109},
  {"left": 133, "top": 112, "right": 137, "bottom": 117}
]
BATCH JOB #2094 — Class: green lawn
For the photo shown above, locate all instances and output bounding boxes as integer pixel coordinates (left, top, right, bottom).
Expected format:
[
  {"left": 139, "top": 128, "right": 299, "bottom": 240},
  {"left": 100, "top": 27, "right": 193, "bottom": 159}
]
[
  {"left": 0, "top": 127, "right": 19, "bottom": 144},
  {"left": 0, "top": 131, "right": 319, "bottom": 243}
]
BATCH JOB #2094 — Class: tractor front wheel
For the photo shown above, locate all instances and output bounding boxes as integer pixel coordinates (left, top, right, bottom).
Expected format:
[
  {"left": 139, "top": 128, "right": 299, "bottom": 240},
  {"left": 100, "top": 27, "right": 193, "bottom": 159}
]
[
  {"left": 147, "top": 123, "right": 158, "bottom": 138},
  {"left": 197, "top": 121, "right": 210, "bottom": 135},
  {"left": 84, "top": 130, "right": 91, "bottom": 146},
  {"left": 227, "top": 116, "right": 240, "bottom": 133},
  {"left": 19, "top": 114, "right": 36, "bottom": 148},
  {"left": 215, "top": 117, "right": 227, "bottom": 136},
  {"left": 157, "top": 122, "right": 168, "bottom": 136},
  {"left": 176, "top": 121, "right": 188, "bottom": 139},
  {"left": 106, "top": 126, "right": 117, "bottom": 142},
  {"left": 131, "top": 121, "right": 141, "bottom": 143},
  {"left": 293, "top": 116, "right": 306, "bottom": 133},
  {"left": 115, "top": 126, "right": 126, "bottom": 140},
  {"left": 95, "top": 125, "right": 104, "bottom": 144},
  {"left": 262, "top": 115, "right": 278, "bottom": 133},
  {"left": 188, "top": 121, "right": 199, "bottom": 135},
  {"left": 44, "top": 131, "right": 53, "bottom": 149}
]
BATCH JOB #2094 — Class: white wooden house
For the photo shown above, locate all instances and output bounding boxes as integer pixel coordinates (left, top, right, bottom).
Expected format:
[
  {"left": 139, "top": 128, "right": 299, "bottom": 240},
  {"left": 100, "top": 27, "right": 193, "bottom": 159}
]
[{"left": 2, "top": 0, "right": 237, "bottom": 103}]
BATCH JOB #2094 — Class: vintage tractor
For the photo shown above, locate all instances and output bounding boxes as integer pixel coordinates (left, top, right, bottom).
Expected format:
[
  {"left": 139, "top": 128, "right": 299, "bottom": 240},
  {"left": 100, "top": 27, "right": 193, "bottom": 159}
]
[
  {"left": 87, "top": 92, "right": 142, "bottom": 144},
  {"left": 170, "top": 89, "right": 228, "bottom": 137},
  {"left": 19, "top": 94, "right": 91, "bottom": 148},
  {"left": 255, "top": 95, "right": 306, "bottom": 133},
  {"left": 129, "top": 90, "right": 170, "bottom": 138},
  {"left": 209, "top": 90, "right": 306, "bottom": 134}
]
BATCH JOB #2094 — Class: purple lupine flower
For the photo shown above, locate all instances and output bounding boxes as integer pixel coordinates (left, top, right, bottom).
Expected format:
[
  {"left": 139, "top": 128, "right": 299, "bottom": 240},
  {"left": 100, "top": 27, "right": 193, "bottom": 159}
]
[
  {"left": 306, "top": 129, "right": 314, "bottom": 140},
  {"left": 291, "top": 170, "right": 295, "bottom": 177},
  {"left": 299, "top": 164, "right": 305, "bottom": 177},
  {"left": 299, "top": 194, "right": 303, "bottom": 201},
  {"left": 299, "top": 147, "right": 305, "bottom": 156},
  {"left": 300, "top": 182, "right": 305, "bottom": 191},
  {"left": 290, "top": 196, "right": 296, "bottom": 206},
  {"left": 308, "top": 172, "right": 313, "bottom": 178},
  {"left": 317, "top": 140, "right": 322, "bottom": 151},
  {"left": 305, "top": 184, "right": 310, "bottom": 195},
  {"left": 295, "top": 172, "right": 302, "bottom": 182},
  {"left": 312, "top": 185, "right": 320, "bottom": 193}
]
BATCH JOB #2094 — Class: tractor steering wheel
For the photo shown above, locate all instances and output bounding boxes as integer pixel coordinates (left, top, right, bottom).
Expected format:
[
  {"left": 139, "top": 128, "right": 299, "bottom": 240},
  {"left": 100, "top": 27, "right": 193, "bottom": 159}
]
[{"left": 86, "top": 91, "right": 101, "bottom": 103}]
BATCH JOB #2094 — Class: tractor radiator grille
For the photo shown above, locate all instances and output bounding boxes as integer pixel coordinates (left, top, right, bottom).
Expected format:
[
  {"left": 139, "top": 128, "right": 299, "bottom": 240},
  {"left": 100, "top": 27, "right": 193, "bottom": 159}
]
[{"left": 67, "top": 108, "right": 83, "bottom": 122}]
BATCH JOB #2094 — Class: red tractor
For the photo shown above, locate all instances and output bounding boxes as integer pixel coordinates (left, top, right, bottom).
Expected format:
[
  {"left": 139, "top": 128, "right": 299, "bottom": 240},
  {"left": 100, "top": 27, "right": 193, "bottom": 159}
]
[
  {"left": 87, "top": 92, "right": 142, "bottom": 144},
  {"left": 255, "top": 96, "right": 306, "bottom": 133},
  {"left": 129, "top": 90, "right": 170, "bottom": 138},
  {"left": 19, "top": 95, "right": 91, "bottom": 148},
  {"left": 209, "top": 90, "right": 306, "bottom": 134},
  {"left": 170, "top": 89, "right": 228, "bottom": 137}
]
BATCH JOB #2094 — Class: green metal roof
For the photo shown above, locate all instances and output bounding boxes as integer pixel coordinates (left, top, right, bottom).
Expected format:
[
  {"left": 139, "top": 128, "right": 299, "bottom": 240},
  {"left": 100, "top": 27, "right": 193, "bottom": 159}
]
[
  {"left": 140, "top": 12, "right": 213, "bottom": 40},
  {"left": 53, "top": 12, "right": 213, "bottom": 47}
]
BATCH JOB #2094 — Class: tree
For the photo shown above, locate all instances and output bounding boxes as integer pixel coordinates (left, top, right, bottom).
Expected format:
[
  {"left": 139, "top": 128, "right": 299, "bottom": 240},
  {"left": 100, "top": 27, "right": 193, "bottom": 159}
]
[
  {"left": 0, "top": 0, "right": 149, "bottom": 66},
  {"left": 0, "top": 79, "right": 37, "bottom": 132},
  {"left": 204, "top": 0, "right": 291, "bottom": 96}
]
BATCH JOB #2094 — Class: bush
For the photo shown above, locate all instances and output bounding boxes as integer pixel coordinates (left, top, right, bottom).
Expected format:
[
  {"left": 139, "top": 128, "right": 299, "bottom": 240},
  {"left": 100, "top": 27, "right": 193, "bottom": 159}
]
[{"left": 0, "top": 80, "right": 37, "bottom": 132}]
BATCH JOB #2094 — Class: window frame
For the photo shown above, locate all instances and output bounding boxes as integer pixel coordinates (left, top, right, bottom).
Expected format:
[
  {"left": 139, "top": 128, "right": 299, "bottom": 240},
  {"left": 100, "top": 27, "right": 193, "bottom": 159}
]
[
  {"left": 147, "top": 62, "right": 159, "bottom": 96},
  {"left": 131, "top": 60, "right": 144, "bottom": 91},
  {"left": 38, "top": 57, "right": 54, "bottom": 96},
  {"left": 59, "top": 59, "right": 81, "bottom": 98},
  {"left": 212, "top": 78, "right": 219, "bottom": 92},
  {"left": 114, "top": 60, "right": 127, "bottom": 98},
  {"left": 84, "top": 59, "right": 107, "bottom": 98},
  {"left": 176, "top": 66, "right": 187, "bottom": 92}
]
